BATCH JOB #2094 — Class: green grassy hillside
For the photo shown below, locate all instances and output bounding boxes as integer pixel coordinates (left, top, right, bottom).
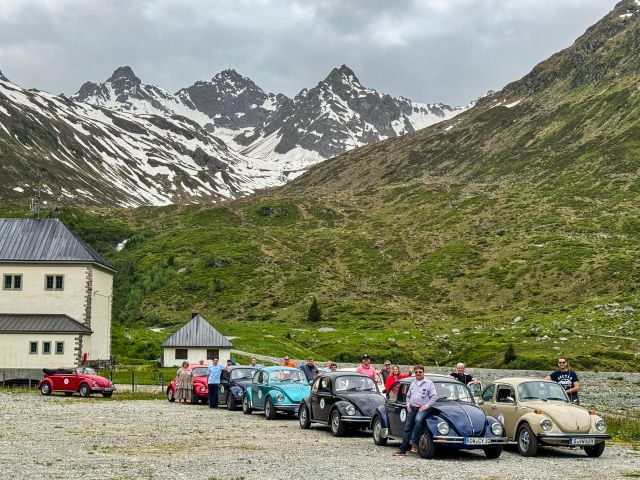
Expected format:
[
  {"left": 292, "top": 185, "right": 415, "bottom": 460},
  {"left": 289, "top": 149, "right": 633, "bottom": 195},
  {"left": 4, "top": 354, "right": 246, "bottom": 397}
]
[{"left": 2, "top": 2, "right": 640, "bottom": 370}]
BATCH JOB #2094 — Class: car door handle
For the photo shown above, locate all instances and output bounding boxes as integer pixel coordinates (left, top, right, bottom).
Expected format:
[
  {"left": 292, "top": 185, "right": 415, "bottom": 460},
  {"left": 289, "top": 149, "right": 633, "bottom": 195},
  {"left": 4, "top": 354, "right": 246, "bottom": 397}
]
[{"left": 491, "top": 406, "right": 497, "bottom": 409}]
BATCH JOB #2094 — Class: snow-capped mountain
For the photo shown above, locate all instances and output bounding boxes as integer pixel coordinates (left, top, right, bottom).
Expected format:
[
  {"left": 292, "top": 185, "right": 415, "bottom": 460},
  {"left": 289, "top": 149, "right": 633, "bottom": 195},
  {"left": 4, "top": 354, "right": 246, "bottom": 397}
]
[
  {"left": 235, "top": 65, "right": 469, "bottom": 169},
  {"left": 0, "top": 76, "right": 283, "bottom": 206},
  {"left": 73, "top": 65, "right": 469, "bottom": 174},
  {"left": 0, "top": 70, "right": 8, "bottom": 82}
]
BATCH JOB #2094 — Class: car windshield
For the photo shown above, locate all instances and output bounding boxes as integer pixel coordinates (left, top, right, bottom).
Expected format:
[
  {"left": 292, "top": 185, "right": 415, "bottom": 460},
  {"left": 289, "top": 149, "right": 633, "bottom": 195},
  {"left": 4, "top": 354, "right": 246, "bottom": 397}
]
[
  {"left": 269, "top": 369, "right": 306, "bottom": 383},
  {"left": 434, "top": 381, "right": 473, "bottom": 402},
  {"left": 77, "top": 367, "right": 96, "bottom": 375},
  {"left": 191, "top": 367, "right": 208, "bottom": 377},
  {"left": 231, "top": 368, "right": 255, "bottom": 380},
  {"left": 518, "top": 381, "right": 569, "bottom": 402},
  {"left": 334, "top": 375, "right": 377, "bottom": 392}
]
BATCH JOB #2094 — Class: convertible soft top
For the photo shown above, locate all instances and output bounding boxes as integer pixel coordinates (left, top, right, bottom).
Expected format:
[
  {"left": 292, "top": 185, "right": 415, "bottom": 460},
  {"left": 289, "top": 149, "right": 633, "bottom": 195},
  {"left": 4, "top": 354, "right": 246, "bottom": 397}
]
[{"left": 43, "top": 368, "right": 75, "bottom": 375}]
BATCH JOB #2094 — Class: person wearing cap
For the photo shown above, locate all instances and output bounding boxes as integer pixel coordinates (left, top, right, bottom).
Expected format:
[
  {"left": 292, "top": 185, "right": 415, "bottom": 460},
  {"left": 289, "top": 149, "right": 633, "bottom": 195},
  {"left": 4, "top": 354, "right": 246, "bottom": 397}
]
[
  {"left": 355, "top": 354, "right": 378, "bottom": 380},
  {"left": 281, "top": 356, "right": 297, "bottom": 367},
  {"left": 449, "top": 362, "right": 478, "bottom": 385},
  {"left": 300, "top": 357, "right": 319, "bottom": 382}
]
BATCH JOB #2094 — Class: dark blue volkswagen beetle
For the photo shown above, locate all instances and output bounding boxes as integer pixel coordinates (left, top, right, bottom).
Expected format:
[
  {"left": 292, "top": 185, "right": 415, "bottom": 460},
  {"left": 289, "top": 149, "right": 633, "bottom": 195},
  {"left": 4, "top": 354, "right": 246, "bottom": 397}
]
[{"left": 371, "top": 375, "right": 507, "bottom": 459}]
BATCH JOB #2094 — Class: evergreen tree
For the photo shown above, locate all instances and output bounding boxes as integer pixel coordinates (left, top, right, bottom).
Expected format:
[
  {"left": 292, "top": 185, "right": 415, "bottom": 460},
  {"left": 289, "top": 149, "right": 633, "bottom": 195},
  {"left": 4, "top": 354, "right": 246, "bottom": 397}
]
[
  {"left": 307, "top": 297, "right": 321, "bottom": 323},
  {"left": 504, "top": 344, "right": 516, "bottom": 365}
]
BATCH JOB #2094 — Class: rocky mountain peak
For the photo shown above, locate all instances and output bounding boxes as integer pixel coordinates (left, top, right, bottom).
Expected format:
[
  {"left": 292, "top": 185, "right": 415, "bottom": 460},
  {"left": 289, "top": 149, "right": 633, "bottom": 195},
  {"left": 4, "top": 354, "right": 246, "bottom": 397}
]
[
  {"left": 0, "top": 70, "right": 8, "bottom": 82},
  {"left": 108, "top": 66, "right": 141, "bottom": 84},
  {"left": 324, "top": 64, "right": 360, "bottom": 86}
]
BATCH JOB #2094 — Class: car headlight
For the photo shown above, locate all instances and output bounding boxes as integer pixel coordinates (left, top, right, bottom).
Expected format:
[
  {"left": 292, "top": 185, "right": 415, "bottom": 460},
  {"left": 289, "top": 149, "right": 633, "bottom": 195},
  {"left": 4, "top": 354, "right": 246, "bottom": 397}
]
[
  {"left": 275, "top": 394, "right": 285, "bottom": 403},
  {"left": 596, "top": 419, "right": 606, "bottom": 432},
  {"left": 437, "top": 421, "right": 450, "bottom": 435},
  {"left": 540, "top": 419, "right": 552, "bottom": 431},
  {"left": 346, "top": 405, "right": 356, "bottom": 416},
  {"left": 491, "top": 422, "right": 504, "bottom": 436}
]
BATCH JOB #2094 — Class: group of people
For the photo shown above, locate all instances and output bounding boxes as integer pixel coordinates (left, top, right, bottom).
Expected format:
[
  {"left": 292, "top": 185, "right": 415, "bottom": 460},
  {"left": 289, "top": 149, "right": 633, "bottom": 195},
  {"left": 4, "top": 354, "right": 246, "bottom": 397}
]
[{"left": 175, "top": 352, "right": 581, "bottom": 455}]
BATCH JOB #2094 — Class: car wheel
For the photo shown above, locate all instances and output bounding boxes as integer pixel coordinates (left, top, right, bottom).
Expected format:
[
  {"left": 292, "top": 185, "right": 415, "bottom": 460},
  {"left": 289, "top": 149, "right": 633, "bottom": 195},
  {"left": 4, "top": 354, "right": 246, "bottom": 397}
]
[
  {"left": 64, "top": 392, "right": 73, "bottom": 397},
  {"left": 584, "top": 442, "right": 605, "bottom": 457},
  {"left": 299, "top": 403, "right": 311, "bottom": 429},
  {"left": 484, "top": 446, "right": 503, "bottom": 459},
  {"left": 330, "top": 410, "right": 347, "bottom": 437},
  {"left": 226, "top": 394, "right": 236, "bottom": 411},
  {"left": 242, "top": 395, "right": 253, "bottom": 415},
  {"left": 372, "top": 415, "right": 388, "bottom": 446},
  {"left": 78, "top": 383, "right": 91, "bottom": 398},
  {"left": 102, "top": 392, "right": 113, "bottom": 398},
  {"left": 167, "top": 388, "right": 175, "bottom": 402},
  {"left": 265, "top": 397, "right": 277, "bottom": 420},
  {"left": 40, "top": 383, "right": 51, "bottom": 396},
  {"left": 417, "top": 431, "right": 436, "bottom": 459},
  {"left": 516, "top": 423, "right": 539, "bottom": 457}
]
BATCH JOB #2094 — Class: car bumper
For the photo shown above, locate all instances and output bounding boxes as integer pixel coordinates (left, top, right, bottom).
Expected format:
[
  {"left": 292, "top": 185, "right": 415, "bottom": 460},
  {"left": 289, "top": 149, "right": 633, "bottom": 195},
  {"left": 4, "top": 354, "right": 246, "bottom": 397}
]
[
  {"left": 432, "top": 436, "right": 509, "bottom": 447},
  {"left": 274, "top": 403, "right": 300, "bottom": 411},
  {"left": 341, "top": 415, "right": 371, "bottom": 424},
  {"left": 91, "top": 386, "right": 116, "bottom": 393},
  {"left": 537, "top": 433, "right": 611, "bottom": 446}
]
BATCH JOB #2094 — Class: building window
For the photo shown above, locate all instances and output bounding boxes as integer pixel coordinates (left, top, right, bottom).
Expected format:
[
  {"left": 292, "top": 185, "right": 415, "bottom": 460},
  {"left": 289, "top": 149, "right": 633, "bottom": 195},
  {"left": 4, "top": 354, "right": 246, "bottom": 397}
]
[
  {"left": 29, "top": 341, "right": 38, "bottom": 354},
  {"left": 42, "top": 341, "right": 51, "bottom": 354},
  {"left": 175, "top": 348, "right": 188, "bottom": 360},
  {"left": 206, "top": 349, "right": 219, "bottom": 360},
  {"left": 55, "top": 342, "right": 64, "bottom": 354},
  {"left": 3, "top": 274, "right": 22, "bottom": 290},
  {"left": 45, "top": 275, "right": 64, "bottom": 291}
]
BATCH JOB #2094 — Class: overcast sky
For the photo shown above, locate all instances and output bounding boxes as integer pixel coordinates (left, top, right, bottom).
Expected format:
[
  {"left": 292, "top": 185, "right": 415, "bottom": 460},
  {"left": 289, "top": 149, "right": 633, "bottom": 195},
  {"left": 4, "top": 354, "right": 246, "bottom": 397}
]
[{"left": 0, "top": 0, "right": 618, "bottom": 106}]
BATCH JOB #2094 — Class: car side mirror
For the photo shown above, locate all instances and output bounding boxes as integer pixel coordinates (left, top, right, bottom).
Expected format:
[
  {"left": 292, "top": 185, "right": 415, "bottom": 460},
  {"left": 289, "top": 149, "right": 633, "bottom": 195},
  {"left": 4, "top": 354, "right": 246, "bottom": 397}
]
[
  {"left": 506, "top": 396, "right": 515, "bottom": 403},
  {"left": 477, "top": 399, "right": 484, "bottom": 405}
]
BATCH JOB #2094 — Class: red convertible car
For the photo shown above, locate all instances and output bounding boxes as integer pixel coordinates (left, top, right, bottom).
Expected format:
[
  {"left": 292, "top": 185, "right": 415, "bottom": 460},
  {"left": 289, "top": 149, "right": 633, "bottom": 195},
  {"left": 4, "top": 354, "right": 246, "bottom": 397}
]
[
  {"left": 38, "top": 367, "right": 115, "bottom": 398},
  {"left": 166, "top": 364, "right": 210, "bottom": 403}
]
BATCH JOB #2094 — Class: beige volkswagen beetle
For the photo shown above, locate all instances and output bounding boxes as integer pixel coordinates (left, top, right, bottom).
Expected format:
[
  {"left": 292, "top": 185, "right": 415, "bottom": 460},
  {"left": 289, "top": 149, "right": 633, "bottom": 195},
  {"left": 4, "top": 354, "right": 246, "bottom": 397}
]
[{"left": 477, "top": 378, "right": 610, "bottom": 457}]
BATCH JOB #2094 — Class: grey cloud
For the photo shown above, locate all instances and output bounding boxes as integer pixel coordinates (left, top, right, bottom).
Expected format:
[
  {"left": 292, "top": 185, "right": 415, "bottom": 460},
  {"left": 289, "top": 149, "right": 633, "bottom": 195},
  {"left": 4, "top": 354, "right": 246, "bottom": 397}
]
[{"left": 0, "top": 0, "right": 618, "bottom": 105}]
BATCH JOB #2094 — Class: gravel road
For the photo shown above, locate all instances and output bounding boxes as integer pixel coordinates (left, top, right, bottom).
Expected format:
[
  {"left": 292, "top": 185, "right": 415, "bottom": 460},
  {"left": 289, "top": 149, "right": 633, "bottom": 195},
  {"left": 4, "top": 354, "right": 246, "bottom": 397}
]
[{"left": 0, "top": 391, "right": 638, "bottom": 480}]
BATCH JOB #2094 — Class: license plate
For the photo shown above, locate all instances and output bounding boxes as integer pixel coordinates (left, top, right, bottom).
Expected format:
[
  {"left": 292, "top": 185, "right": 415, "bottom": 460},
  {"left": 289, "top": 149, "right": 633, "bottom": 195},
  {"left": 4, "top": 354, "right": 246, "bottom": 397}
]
[
  {"left": 464, "top": 437, "right": 491, "bottom": 445},
  {"left": 570, "top": 437, "right": 595, "bottom": 446}
]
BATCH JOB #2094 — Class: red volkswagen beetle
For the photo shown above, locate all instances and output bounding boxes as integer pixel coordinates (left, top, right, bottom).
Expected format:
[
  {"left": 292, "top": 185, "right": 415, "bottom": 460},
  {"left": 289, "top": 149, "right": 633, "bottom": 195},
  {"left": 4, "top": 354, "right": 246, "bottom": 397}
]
[
  {"left": 166, "top": 364, "right": 210, "bottom": 403},
  {"left": 38, "top": 367, "right": 115, "bottom": 398}
]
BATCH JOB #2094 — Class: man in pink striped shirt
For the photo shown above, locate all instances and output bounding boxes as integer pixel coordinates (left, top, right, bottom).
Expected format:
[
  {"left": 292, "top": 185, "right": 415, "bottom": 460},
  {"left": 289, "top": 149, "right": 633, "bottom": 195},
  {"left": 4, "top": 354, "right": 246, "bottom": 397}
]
[
  {"left": 393, "top": 365, "right": 437, "bottom": 456},
  {"left": 355, "top": 354, "right": 378, "bottom": 379}
]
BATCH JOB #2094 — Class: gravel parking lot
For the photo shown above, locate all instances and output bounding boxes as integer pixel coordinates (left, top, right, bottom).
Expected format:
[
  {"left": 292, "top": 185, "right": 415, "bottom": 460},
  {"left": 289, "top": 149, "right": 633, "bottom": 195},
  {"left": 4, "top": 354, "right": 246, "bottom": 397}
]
[{"left": 0, "top": 391, "right": 639, "bottom": 480}]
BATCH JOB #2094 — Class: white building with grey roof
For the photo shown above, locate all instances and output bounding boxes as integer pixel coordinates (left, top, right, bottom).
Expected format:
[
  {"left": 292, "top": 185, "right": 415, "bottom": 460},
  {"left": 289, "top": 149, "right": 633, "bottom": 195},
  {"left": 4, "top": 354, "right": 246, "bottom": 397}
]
[
  {"left": 161, "top": 312, "right": 233, "bottom": 367},
  {"left": 0, "top": 218, "right": 115, "bottom": 373}
]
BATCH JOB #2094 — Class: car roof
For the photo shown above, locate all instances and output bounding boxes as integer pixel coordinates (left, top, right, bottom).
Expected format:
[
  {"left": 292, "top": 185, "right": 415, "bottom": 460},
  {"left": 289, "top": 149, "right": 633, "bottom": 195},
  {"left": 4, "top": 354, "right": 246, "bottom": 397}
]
[
  {"left": 229, "top": 365, "right": 256, "bottom": 370},
  {"left": 320, "top": 371, "right": 374, "bottom": 379},
  {"left": 490, "top": 377, "right": 552, "bottom": 387}
]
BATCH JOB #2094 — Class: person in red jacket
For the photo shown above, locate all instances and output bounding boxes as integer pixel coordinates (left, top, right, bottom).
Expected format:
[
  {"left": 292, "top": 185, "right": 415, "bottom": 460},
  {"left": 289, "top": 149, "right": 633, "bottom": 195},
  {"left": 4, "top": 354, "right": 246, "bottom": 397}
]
[{"left": 385, "top": 365, "right": 413, "bottom": 392}]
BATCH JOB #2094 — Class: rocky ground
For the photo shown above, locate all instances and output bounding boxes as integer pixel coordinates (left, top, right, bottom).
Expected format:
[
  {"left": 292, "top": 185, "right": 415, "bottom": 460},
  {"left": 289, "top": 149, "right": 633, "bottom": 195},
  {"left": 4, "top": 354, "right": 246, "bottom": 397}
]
[{"left": 0, "top": 376, "right": 639, "bottom": 480}]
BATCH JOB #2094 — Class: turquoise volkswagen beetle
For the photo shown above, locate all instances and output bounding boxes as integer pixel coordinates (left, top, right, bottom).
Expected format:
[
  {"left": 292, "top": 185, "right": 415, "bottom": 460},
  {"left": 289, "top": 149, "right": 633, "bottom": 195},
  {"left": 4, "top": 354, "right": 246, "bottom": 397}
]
[{"left": 242, "top": 366, "right": 311, "bottom": 420}]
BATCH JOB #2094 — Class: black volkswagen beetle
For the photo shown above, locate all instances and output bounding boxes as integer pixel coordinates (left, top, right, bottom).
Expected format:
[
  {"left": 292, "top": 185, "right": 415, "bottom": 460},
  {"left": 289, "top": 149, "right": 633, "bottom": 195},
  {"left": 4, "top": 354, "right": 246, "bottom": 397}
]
[
  {"left": 298, "top": 372, "right": 386, "bottom": 436},
  {"left": 371, "top": 375, "right": 507, "bottom": 459},
  {"left": 218, "top": 366, "right": 257, "bottom": 410}
]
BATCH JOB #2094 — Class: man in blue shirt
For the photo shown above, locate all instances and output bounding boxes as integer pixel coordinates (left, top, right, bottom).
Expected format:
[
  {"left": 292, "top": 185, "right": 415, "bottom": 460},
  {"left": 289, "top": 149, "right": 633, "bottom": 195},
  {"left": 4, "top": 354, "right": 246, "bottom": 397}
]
[
  {"left": 393, "top": 364, "right": 437, "bottom": 456},
  {"left": 207, "top": 358, "right": 226, "bottom": 409},
  {"left": 545, "top": 357, "right": 580, "bottom": 404}
]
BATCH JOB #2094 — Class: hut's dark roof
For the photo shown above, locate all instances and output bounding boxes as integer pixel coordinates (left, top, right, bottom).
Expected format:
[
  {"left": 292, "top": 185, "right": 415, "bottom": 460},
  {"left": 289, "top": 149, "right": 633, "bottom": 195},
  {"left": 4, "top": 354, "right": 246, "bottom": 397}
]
[
  {"left": 0, "top": 218, "right": 115, "bottom": 271},
  {"left": 0, "top": 314, "right": 92, "bottom": 333},
  {"left": 161, "top": 315, "right": 234, "bottom": 348}
]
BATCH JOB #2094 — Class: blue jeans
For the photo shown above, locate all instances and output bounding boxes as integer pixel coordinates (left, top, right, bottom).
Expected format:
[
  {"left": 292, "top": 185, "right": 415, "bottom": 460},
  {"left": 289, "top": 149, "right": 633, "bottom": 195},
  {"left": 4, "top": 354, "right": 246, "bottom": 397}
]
[
  {"left": 400, "top": 406, "right": 430, "bottom": 452},
  {"left": 208, "top": 383, "right": 219, "bottom": 408}
]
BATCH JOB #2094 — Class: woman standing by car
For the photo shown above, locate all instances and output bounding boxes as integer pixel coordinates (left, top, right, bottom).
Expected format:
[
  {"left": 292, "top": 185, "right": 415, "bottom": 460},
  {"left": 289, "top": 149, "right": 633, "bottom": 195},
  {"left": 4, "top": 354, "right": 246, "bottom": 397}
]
[
  {"left": 384, "top": 365, "right": 413, "bottom": 392},
  {"left": 384, "top": 365, "right": 412, "bottom": 392},
  {"left": 175, "top": 361, "right": 192, "bottom": 404}
]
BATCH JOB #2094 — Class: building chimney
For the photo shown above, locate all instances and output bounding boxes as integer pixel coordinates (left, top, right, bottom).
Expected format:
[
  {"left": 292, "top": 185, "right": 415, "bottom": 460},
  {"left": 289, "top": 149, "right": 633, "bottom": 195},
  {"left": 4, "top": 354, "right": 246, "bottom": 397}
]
[{"left": 191, "top": 310, "right": 199, "bottom": 319}]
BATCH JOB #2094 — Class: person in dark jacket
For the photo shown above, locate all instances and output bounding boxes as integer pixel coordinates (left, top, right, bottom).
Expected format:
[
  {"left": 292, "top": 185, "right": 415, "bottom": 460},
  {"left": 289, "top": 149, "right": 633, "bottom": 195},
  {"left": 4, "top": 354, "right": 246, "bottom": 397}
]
[{"left": 300, "top": 357, "right": 319, "bottom": 382}]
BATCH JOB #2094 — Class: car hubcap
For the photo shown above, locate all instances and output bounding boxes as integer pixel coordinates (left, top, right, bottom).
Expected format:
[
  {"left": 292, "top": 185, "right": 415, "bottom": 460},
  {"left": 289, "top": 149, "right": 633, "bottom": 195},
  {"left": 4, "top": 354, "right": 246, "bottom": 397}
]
[
  {"left": 520, "top": 430, "right": 529, "bottom": 450},
  {"left": 300, "top": 409, "right": 307, "bottom": 425},
  {"left": 373, "top": 420, "right": 381, "bottom": 440},
  {"left": 332, "top": 413, "right": 339, "bottom": 432},
  {"left": 266, "top": 403, "right": 271, "bottom": 416}
]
